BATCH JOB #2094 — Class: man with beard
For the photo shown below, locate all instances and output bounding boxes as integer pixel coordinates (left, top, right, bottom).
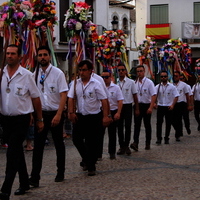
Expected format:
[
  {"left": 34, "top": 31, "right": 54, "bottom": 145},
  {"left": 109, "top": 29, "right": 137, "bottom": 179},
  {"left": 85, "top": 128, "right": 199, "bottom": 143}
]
[
  {"left": 29, "top": 46, "right": 69, "bottom": 187},
  {"left": 155, "top": 71, "right": 179, "bottom": 144}
]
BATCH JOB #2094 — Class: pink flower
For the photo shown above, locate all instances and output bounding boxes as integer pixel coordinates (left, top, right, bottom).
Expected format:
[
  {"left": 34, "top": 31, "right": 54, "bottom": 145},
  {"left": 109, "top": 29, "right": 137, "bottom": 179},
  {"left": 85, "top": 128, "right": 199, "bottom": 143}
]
[
  {"left": 2, "top": 13, "right": 7, "bottom": 20},
  {"left": 17, "top": 12, "right": 24, "bottom": 19}
]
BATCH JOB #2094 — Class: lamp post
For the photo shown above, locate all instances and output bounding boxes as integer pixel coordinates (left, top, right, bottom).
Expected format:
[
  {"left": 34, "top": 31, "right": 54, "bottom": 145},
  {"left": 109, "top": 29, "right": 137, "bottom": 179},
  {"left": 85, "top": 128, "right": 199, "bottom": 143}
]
[{"left": 111, "top": 19, "right": 118, "bottom": 31}]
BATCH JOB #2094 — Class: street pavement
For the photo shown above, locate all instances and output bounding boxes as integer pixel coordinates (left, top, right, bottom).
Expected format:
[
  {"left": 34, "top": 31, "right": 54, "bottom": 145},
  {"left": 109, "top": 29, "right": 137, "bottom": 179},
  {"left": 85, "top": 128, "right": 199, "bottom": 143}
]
[{"left": 1, "top": 111, "right": 200, "bottom": 200}]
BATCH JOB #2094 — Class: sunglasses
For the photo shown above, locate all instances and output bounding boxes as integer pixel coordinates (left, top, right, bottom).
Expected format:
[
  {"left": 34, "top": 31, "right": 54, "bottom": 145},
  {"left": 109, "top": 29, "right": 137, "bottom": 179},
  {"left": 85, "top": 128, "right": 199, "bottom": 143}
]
[
  {"left": 161, "top": 76, "right": 168, "bottom": 78},
  {"left": 118, "top": 69, "right": 126, "bottom": 72},
  {"left": 40, "top": 74, "right": 45, "bottom": 85},
  {"left": 136, "top": 70, "right": 144, "bottom": 73},
  {"left": 101, "top": 76, "right": 110, "bottom": 79},
  {"left": 78, "top": 68, "right": 88, "bottom": 72}
]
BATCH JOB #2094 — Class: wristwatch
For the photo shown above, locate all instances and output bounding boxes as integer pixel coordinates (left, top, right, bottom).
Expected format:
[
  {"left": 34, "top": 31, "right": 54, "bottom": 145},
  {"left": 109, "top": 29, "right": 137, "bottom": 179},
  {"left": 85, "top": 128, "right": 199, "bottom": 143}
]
[{"left": 37, "top": 118, "right": 43, "bottom": 122}]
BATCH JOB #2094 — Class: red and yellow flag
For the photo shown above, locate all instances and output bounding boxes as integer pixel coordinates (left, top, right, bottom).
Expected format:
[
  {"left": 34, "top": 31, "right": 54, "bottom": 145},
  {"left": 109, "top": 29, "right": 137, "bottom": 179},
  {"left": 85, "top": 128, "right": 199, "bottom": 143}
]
[{"left": 146, "top": 23, "right": 170, "bottom": 39}]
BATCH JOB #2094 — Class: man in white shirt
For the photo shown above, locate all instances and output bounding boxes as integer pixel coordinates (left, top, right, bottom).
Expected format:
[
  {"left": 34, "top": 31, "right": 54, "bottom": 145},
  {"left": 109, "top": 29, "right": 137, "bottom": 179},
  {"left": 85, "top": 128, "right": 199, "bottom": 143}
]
[
  {"left": 101, "top": 70, "right": 124, "bottom": 159},
  {"left": 180, "top": 74, "right": 193, "bottom": 135},
  {"left": 172, "top": 71, "right": 192, "bottom": 141},
  {"left": 0, "top": 44, "right": 43, "bottom": 200},
  {"left": 155, "top": 71, "right": 179, "bottom": 144},
  {"left": 192, "top": 75, "right": 200, "bottom": 131},
  {"left": 117, "top": 63, "right": 139, "bottom": 155},
  {"left": 68, "top": 60, "right": 110, "bottom": 176},
  {"left": 130, "top": 65, "right": 156, "bottom": 151},
  {"left": 29, "top": 46, "right": 69, "bottom": 187}
]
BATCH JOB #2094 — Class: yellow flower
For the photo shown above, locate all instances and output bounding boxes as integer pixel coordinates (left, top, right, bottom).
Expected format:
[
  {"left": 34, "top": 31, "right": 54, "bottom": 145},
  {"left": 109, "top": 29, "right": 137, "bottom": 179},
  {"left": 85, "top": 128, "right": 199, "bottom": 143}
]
[
  {"left": 105, "top": 48, "right": 110, "bottom": 52},
  {"left": 51, "top": 10, "right": 56, "bottom": 14},
  {"left": 2, "top": 2, "right": 8, "bottom": 6}
]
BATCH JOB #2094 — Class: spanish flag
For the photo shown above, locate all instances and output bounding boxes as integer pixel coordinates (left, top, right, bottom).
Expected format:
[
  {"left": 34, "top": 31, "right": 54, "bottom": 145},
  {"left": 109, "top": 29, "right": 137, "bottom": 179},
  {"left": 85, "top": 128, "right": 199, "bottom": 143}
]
[{"left": 146, "top": 23, "right": 170, "bottom": 39}]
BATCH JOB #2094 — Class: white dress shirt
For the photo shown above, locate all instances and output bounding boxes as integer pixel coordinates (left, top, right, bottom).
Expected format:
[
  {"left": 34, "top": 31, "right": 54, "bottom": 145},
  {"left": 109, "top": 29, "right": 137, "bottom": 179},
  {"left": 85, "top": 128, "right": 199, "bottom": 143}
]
[
  {"left": 0, "top": 65, "right": 40, "bottom": 116},
  {"left": 35, "top": 64, "right": 69, "bottom": 111},
  {"left": 155, "top": 82, "right": 179, "bottom": 106},
  {"left": 117, "top": 76, "right": 137, "bottom": 104},
  {"left": 68, "top": 76, "right": 107, "bottom": 115},
  {"left": 173, "top": 81, "right": 189, "bottom": 103},
  {"left": 192, "top": 83, "right": 200, "bottom": 101},
  {"left": 107, "top": 82, "right": 124, "bottom": 110},
  {"left": 135, "top": 77, "right": 156, "bottom": 103}
]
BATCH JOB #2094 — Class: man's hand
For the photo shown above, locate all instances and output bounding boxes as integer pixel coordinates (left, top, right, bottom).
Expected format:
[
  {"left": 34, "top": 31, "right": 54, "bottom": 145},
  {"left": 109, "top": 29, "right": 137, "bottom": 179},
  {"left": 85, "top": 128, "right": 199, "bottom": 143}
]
[{"left": 68, "top": 113, "right": 78, "bottom": 124}]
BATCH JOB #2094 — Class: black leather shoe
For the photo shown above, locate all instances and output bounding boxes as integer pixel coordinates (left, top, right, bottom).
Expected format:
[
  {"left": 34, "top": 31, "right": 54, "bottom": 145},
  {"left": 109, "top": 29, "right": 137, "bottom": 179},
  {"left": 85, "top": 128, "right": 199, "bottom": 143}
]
[
  {"left": 55, "top": 175, "right": 64, "bottom": 182},
  {"left": 88, "top": 171, "right": 96, "bottom": 176},
  {"left": 117, "top": 148, "right": 125, "bottom": 155},
  {"left": 29, "top": 178, "right": 39, "bottom": 187},
  {"left": 14, "top": 187, "right": 29, "bottom": 195},
  {"left": 130, "top": 142, "right": 138, "bottom": 151},
  {"left": 0, "top": 193, "right": 10, "bottom": 200}
]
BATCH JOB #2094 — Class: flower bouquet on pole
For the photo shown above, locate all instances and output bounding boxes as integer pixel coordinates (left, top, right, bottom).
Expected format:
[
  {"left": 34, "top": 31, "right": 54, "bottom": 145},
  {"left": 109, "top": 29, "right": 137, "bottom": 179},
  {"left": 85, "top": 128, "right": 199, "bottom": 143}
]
[
  {"left": 94, "top": 29, "right": 128, "bottom": 82},
  {"left": 159, "top": 38, "right": 191, "bottom": 81},
  {"left": 63, "top": 1, "right": 93, "bottom": 65},
  {"left": 137, "top": 37, "right": 158, "bottom": 80},
  {"left": 0, "top": 0, "right": 33, "bottom": 69},
  {"left": 26, "top": 0, "right": 58, "bottom": 69},
  {"left": 63, "top": 1, "right": 93, "bottom": 113}
]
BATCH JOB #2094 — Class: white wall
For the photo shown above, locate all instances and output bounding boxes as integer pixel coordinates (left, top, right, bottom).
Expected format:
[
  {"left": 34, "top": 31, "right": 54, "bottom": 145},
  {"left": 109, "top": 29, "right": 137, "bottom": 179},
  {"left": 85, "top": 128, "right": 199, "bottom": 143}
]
[{"left": 136, "top": 0, "right": 195, "bottom": 46}]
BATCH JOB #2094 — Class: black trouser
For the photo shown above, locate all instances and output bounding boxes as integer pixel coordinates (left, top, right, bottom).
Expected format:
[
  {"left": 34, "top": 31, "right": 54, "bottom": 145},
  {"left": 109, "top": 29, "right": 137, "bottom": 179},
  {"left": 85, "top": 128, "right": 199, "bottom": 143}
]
[
  {"left": 182, "top": 105, "right": 190, "bottom": 132},
  {"left": 134, "top": 103, "right": 152, "bottom": 145},
  {"left": 172, "top": 102, "right": 187, "bottom": 138},
  {"left": 156, "top": 106, "right": 173, "bottom": 141},
  {"left": 0, "top": 114, "right": 30, "bottom": 195},
  {"left": 194, "top": 100, "right": 200, "bottom": 126},
  {"left": 107, "top": 110, "right": 119, "bottom": 154},
  {"left": 117, "top": 104, "right": 133, "bottom": 148},
  {"left": 72, "top": 112, "right": 102, "bottom": 171},
  {"left": 31, "top": 111, "right": 65, "bottom": 181}
]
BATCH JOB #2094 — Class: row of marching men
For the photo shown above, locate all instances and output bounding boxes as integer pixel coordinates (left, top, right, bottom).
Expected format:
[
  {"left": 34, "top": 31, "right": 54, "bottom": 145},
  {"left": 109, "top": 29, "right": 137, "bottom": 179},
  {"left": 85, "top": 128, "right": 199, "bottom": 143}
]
[{"left": 0, "top": 45, "right": 199, "bottom": 200}]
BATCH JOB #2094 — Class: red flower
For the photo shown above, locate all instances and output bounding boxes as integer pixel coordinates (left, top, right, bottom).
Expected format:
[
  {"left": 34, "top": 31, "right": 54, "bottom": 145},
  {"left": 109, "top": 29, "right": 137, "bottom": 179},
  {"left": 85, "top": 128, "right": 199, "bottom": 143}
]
[{"left": 74, "top": 1, "right": 91, "bottom": 9}]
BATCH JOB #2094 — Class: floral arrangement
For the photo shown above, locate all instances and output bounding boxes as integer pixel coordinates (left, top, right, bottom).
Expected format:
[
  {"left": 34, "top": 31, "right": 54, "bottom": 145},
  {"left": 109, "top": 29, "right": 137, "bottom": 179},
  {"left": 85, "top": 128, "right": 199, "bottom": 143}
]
[
  {"left": 0, "top": 0, "right": 33, "bottom": 37},
  {"left": 159, "top": 38, "right": 191, "bottom": 74},
  {"left": 137, "top": 37, "right": 157, "bottom": 60},
  {"left": 31, "top": 0, "right": 57, "bottom": 30},
  {"left": 63, "top": 1, "right": 92, "bottom": 39},
  {"left": 96, "top": 30, "right": 127, "bottom": 62},
  {"left": 195, "top": 59, "right": 200, "bottom": 75}
]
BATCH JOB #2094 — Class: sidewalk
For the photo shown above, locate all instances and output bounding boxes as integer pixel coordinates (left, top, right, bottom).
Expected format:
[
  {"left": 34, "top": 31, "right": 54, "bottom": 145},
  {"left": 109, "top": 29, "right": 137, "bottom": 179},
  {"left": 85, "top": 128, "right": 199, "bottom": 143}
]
[{"left": 1, "top": 111, "right": 200, "bottom": 200}]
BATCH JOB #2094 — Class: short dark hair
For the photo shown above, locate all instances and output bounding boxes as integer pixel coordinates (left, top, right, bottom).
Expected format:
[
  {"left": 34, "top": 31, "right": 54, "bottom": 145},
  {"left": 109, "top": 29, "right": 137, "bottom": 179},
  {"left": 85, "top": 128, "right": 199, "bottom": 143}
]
[
  {"left": 160, "top": 70, "right": 168, "bottom": 76},
  {"left": 174, "top": 71, "right": 180, "bottom": 75},
  {"left": 7, "top": 44, "right": 21, "bottom": 56},
  {"left": 102, "top": 69, "right": 111, "bottom": 76},
  {"left": 78, "top": 59, "right": 93, "bottom": 70},
  {"left": 136, "top": 65, "right": 145, "bottom": 70},
  {"left": 117, "top": 62, "right": 127, "bottom": 70},
  {"left": 37, "top": 46, "right": 51, "bottom": 55}
]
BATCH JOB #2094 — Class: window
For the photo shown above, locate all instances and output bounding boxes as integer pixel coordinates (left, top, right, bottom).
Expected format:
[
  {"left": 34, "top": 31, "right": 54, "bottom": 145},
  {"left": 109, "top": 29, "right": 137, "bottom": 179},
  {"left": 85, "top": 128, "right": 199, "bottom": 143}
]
[
  {"left": 194, "top": 2, "right": 200, "bottom": 23},
  {"left": 122, "top": 17, "right": 129, "bottom": 35},
  {"left": 150, "top": 4, "right": 168, "bottom": 24}
]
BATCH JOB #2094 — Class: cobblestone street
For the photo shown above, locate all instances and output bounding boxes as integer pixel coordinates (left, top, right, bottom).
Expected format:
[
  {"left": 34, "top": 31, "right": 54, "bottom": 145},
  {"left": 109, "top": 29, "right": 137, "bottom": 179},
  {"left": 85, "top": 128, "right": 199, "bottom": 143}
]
[{"left": 1, "top": 111, "right": 200, "bottom": 200}]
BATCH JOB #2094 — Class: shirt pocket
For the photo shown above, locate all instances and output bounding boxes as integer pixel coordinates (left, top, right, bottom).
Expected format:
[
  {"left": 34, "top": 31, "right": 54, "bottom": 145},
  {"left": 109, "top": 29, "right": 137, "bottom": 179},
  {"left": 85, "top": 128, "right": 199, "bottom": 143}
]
[
  {"left": 47, "top": 83, "right": 57, "bottom": 94},
  {"left": 13, "top": 84, "right": 28, "bottom": 98}
]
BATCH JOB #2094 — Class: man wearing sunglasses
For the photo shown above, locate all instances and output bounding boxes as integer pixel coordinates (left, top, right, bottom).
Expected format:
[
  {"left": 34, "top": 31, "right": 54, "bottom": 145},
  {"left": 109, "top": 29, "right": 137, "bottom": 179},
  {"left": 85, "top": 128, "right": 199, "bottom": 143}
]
[
  {"left": 116, "top": 63, "right": 139, "bottom": 155},
  {"left": 29, "top": 46, "right": 69, "bottom": 187},
  {"left": 101, "top": 70, "right": 124, "bottom": 159},
  {"left": 130, "top": 65, "right": 156, "bottom": 151},
  {"left": 155, "top": 71, "right": 179, "bottom": 145}
]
